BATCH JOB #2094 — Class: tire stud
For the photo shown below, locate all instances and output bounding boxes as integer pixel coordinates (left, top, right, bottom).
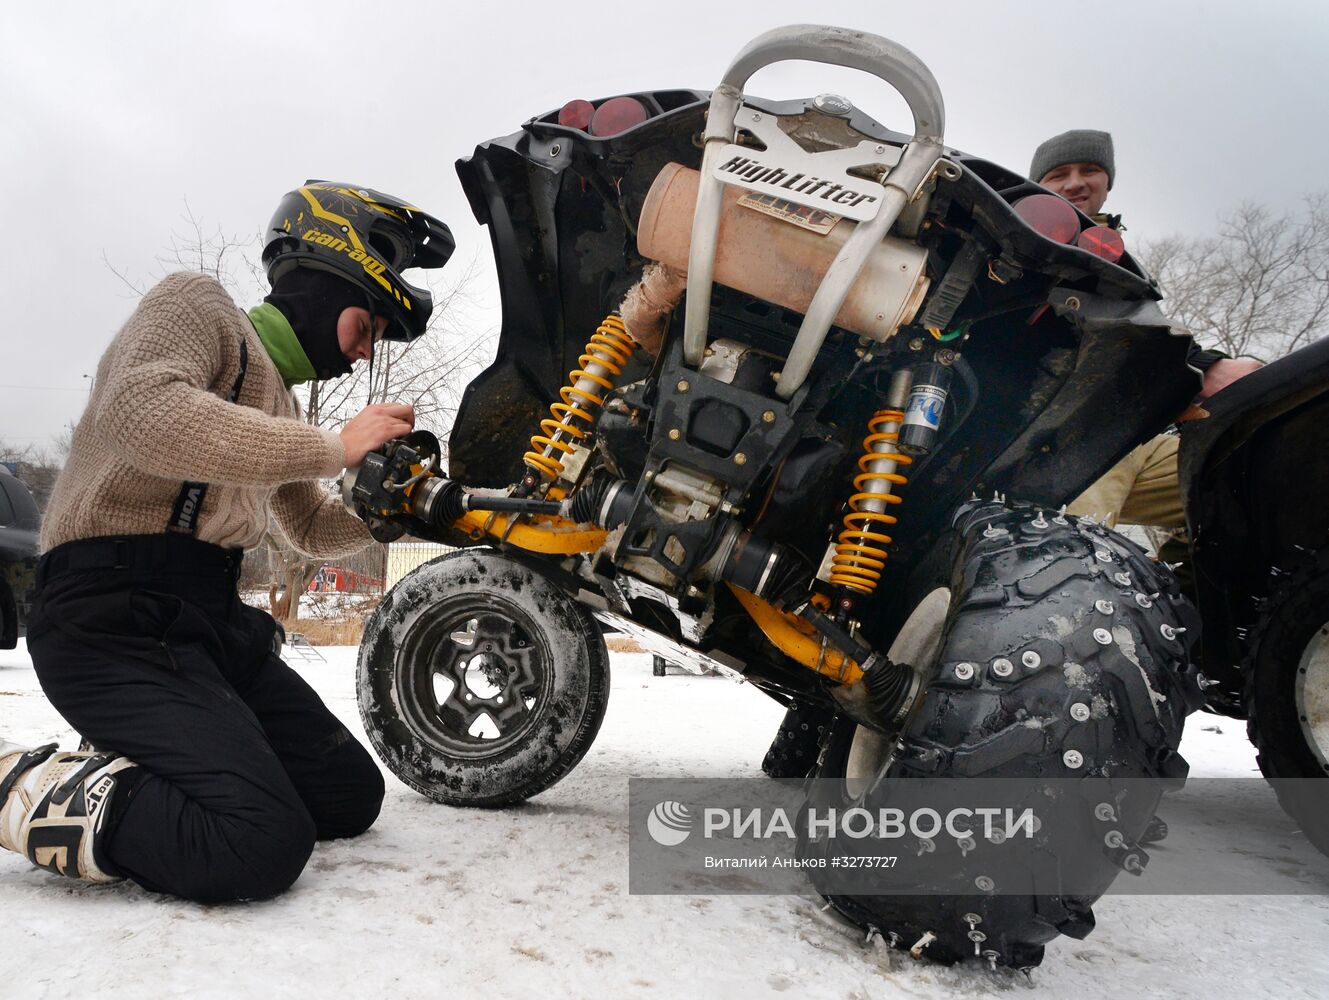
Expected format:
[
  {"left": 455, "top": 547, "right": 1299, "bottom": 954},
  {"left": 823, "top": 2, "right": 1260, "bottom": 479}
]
[
  {"left": 917, "top": 837, "right": 935, "bottom": 855},
  {"left": 1095, "top": 600, "right": 1115, "bottom": 614},
  {"left": 1096, "top": 550, "right": 1113, "bottom": 563},
  {"left": 954, "top": 662, "right": 976, "bottom": 680},
  {"left": 1054, "top": 504, "right": 1069, "bottom": 525},
  {"left": 1021, "top": 650, "right": 1041, "bottom": 669},
  {"left": 964, "top": 913, "right": 982, "bottom": 929},
  {"left": 1115, "top": 571, "right": 1133, "bottom": 586},
  {"left": 969, "top": 930, "right": 987, "bottom": 955},
  {"left": 985, "top": 951, "right": 1001, "bottom": 973},
  {"left": 1093, "top": 628, "right": 1113, "bottom": 645},
  {"left": 958, "top": 835, "right": 976, "bottom": 856},
  {"left": 992, "top": 657, "right": 1014, "bottom": 678},
  {"left": 1071, "top": 702, "right": 1091, "bottom": 722},
  {"left": 909, "top": 931, "right": 937, "bottom": 959},
  {"left": 1063, "top": 749, "right": 1085, "bottom": 769},
  {"left": 1123, "top": 854, "right": 1145, "bottom": 874},
  {"left": 974, "top": 875, "right": 995, "bottom": 892},
  {"left": 1160, "top": 624, "right": 1181, "bottom": 641},
  {"left": 1135, "top": 592, "right": 1153, "bottom": 608},
  {"left": 1094, "top": 802, "right": 1117, "bottom": 822},
  {"left": 1104, "top": 829, "right": 1125, "bottom": 848},
  {"left": 1031, "top": 511, "right": 1049, "bottom": 529}
]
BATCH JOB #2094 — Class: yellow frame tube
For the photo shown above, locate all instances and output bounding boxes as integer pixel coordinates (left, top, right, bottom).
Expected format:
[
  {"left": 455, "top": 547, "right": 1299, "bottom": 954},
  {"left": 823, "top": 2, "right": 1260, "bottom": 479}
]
[{"left": 727, "top": 583, "right": 863, "bottom": 684}]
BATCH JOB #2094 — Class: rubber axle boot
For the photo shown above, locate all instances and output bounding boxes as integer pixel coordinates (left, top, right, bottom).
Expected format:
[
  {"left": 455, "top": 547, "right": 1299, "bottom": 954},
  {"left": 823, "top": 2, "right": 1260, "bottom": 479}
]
[{"left": 0, "top": 740, "right": 137, "bottom": 883}]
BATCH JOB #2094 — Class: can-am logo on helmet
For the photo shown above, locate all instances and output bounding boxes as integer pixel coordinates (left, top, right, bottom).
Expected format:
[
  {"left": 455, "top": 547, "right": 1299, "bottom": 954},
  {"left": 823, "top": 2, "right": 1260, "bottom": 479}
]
[
  {"left": 300, "top": 228, "right": 411, "bottom": 311},
  {"left": 302, "top": 228, "right": 387, "bottom": 275},
  {"left": 647, "top": 801, "right": 693, "bottom": 846}
]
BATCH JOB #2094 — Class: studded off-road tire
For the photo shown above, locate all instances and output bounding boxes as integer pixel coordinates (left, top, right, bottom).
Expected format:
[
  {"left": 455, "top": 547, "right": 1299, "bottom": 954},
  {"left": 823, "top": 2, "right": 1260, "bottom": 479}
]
[
  {"left": 803, "top": 501, "right": 1204, "bottom": 969},
  {"left": 763, "top": 701, "right": 837, "bottom": 779},
  {"left": 358, "top": 548, "right": 609, "bottom": 807},
  {"left": 1245, "top": 546, "right": 1329, "bottom": 857}
]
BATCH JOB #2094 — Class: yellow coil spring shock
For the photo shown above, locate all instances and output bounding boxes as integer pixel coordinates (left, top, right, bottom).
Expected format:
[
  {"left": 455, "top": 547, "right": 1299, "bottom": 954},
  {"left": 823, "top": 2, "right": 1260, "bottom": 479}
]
[
  {"left": 829, "top": 409, "right": 914, "bottom": 595},
  {"left": 523, "top": 315, "right": 635, "bottom": 484}
]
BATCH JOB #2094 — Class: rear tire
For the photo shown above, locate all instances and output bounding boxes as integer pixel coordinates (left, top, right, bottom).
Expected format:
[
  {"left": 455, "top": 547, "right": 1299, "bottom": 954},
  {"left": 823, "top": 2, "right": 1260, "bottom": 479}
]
[
  {"left": 802, "top": 501, "right": 1203, "bottom": 968},
  {"left": 358, "top": 549, "right": 609, "bottom": 807}
]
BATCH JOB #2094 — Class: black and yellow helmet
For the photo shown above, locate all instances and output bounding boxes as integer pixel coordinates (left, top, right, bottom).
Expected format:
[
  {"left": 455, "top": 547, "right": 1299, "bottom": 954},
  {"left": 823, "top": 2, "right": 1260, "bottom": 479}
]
[{"left": 262, "top": 182, "right": 455, "bottom": 341}]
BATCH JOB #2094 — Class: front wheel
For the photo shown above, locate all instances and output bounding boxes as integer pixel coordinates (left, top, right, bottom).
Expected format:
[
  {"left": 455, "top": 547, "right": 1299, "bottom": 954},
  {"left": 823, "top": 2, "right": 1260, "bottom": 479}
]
[
  {"left": 802, "top": 501, "right": 1204, "bottom": 969},
  {"left": 358, "top": 549, "right": 609, "bottom": 806}
]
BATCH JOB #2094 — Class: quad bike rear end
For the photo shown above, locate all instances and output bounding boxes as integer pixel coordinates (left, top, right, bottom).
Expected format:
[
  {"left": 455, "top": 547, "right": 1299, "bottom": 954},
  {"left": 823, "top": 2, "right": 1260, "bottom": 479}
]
[{"left": 347, "top": 25, "right": 1206, "bottom": 969}]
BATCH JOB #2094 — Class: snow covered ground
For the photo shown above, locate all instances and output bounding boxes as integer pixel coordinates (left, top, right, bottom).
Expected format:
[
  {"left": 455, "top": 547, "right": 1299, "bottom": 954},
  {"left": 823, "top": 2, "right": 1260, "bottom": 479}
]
[{"left": 3, "top": 640, "right": 1328, "bottom": 999}]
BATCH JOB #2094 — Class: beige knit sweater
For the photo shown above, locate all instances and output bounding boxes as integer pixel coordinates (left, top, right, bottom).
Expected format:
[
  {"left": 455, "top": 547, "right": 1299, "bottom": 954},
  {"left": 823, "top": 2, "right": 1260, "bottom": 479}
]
[{"left": 42, "top": 272, "right": 372, "bottom": 558}]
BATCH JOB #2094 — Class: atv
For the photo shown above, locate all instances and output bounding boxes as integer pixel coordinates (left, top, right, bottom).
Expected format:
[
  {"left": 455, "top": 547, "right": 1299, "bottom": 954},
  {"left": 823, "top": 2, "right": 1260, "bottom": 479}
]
[{"left": 344, "top": 25, "right": 1226, "bottom": 968}]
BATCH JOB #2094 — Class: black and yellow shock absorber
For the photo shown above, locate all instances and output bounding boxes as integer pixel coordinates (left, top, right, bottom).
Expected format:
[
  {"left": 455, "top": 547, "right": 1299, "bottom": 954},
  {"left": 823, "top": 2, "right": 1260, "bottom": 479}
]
[
  {"left": 829, "top": 405, "right": 913, "bottom": 597},
  {"left": 520, "top": 314, "right": 636, "bottom": 493}
]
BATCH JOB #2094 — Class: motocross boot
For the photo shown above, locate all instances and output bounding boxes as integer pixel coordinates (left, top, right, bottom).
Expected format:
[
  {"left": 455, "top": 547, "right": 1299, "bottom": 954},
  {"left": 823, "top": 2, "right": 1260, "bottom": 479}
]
[{"left": 0, "top": 740, "right": 137, "bottom": 883}]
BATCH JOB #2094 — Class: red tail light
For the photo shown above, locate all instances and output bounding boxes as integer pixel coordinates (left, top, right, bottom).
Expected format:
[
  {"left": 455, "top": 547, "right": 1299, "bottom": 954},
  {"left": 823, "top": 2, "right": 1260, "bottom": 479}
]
[
  {"left": 1012, "top": 194, "right": 1079, "bottom": 245},
  {"left": 589, "top": 96, "right": 649, "bottom": 137},
  {"left": 1076, "top": 225, "right": 1125, "bottom": 263},
  {"left": 558, "top": 99, "right": 595, "bottom": 130}
]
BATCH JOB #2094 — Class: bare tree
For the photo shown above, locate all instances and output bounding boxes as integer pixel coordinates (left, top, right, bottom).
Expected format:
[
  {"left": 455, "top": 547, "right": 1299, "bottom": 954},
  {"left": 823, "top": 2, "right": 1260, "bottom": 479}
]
[
  {"left": 1138, "top": 194, "right": 1329, "bottom": 362},
  {"left": 0, "top": 438, "right": 64, "bottom": 513}
]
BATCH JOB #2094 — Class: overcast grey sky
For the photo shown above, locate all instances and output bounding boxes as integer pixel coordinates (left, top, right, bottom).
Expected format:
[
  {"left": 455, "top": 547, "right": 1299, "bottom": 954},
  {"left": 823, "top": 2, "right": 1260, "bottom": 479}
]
[{"left": 3, "top": 0, "right": 1327, "bottom": 452}]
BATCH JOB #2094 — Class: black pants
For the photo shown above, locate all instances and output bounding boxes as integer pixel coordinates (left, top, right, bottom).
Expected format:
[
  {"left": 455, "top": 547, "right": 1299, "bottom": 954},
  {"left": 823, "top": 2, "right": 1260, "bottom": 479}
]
[{"left": 26, "top": 534, "right": 384, "bottom": 902}]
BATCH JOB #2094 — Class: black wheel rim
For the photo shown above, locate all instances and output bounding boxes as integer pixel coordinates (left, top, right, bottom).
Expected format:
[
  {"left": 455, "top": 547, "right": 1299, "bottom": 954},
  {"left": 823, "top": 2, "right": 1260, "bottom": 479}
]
[{"left": 395, "top": 594, "right": 554, "bottom": 758}]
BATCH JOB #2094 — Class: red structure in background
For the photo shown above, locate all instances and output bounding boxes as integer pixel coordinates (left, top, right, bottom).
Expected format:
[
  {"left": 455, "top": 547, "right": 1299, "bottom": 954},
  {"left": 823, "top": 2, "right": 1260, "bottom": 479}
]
[{"left": 309, "top": 565, "right": 384, "bottom": 594}]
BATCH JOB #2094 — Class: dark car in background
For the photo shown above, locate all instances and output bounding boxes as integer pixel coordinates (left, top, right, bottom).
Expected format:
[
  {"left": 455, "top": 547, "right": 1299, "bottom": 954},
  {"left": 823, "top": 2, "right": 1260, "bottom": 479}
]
[{"left": 0, "top": 464, "right": 40, "bottom": 649}]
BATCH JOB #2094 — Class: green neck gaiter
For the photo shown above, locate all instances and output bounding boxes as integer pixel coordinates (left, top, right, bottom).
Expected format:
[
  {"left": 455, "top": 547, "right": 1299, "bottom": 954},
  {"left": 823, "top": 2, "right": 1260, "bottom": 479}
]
[{"left": 248, "top": 303, "right": 318, "bottom": 389}]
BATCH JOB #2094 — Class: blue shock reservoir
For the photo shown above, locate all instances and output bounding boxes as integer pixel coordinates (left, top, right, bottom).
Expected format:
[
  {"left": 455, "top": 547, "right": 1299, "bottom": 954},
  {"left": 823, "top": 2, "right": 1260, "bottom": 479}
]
[{"left": 899, "top": 362, "right": 953, "bottom": 455}]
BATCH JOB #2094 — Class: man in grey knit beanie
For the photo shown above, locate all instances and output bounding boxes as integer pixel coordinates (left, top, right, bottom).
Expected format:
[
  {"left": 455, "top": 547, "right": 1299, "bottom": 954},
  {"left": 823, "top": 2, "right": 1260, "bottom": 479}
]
[
  {"left": 1030, "top": 129, "right": 1115, "bottom": 218},
  {"left": 1027, "top": 130, "right": 1261, "bottom": 558}
]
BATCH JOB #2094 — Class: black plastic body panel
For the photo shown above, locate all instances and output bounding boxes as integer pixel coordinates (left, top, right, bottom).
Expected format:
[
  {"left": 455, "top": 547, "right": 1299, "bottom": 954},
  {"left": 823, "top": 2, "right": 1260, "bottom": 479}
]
[{"left": 1178, "top": 335, "right": 1329, "bottom": 710}]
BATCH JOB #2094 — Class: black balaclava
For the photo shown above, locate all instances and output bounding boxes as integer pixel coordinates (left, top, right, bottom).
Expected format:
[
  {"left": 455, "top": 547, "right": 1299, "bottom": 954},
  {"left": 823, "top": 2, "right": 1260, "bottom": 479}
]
[{"left": 264, "top": 267, "right": 372, "bottom": 380}]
